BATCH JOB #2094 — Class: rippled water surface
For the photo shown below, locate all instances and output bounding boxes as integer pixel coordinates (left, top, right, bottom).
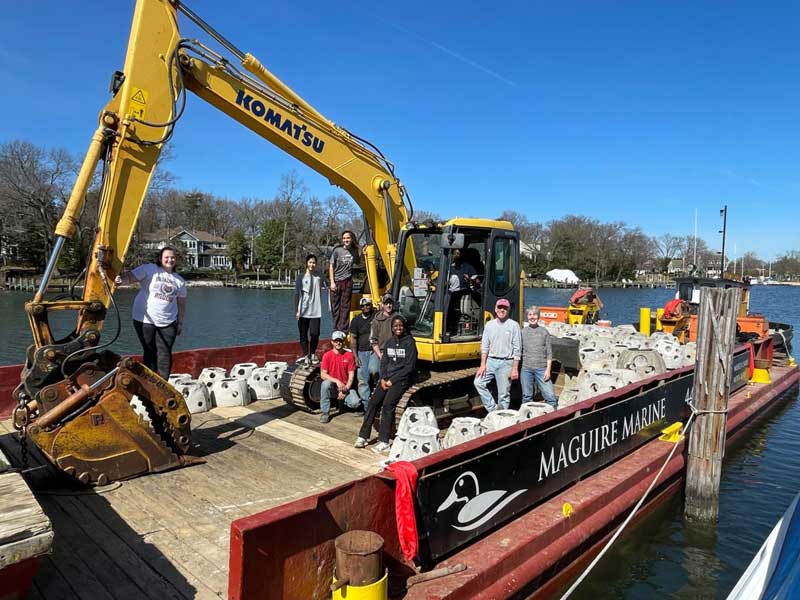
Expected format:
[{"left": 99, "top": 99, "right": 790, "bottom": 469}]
[{"left": 1, "top": 284, "right": 798, "bottom": 598}]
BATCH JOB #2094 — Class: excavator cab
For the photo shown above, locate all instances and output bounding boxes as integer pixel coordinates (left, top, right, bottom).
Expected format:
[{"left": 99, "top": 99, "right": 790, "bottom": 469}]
[{"left": 391, "top": 219, "right": 521, "bottom": 364}]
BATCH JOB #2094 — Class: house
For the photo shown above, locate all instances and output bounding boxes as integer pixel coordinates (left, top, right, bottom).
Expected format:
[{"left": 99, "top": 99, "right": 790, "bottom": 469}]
[{"left": 139, "top": 229, "right": 231, "bottom": 269}]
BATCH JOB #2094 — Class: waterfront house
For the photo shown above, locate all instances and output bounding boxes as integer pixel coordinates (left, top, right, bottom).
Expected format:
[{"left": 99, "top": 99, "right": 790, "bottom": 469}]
[{"left": 140, "top": 228, "right": 231, "bottom": 269}]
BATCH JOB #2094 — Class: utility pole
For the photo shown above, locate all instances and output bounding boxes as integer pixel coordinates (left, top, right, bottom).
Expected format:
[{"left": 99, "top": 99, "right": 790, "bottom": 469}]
[
  {"left": 718, "top": 206, "right": 727, "bottom": 278},
  {"left": 685, "top": 285, "right": 741, "bottom": 521}
]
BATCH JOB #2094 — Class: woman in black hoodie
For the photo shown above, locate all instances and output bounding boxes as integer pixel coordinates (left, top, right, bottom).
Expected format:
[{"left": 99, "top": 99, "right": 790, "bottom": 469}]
[{"left": 355, "top": 315, "right": 418, "bottom": 453}]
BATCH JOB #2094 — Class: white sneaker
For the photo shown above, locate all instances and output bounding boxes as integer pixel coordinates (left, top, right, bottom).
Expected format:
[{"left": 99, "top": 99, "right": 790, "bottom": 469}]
[
  {"left": 371, "top": 441, "right": 390, "bottom": 454},
  {"left": 354, "top": 437, "right": 367, "bottom": 449}
]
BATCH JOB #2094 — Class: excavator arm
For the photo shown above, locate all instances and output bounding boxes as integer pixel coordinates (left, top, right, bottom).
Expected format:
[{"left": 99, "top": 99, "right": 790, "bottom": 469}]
[{"left": 14, "top": 0, "right": 410, "bottom": 483}]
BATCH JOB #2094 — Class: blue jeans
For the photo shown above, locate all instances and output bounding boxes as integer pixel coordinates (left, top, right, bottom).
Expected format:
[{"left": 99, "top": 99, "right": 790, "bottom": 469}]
[
  {"left": 474, "top": 358, "right": 513, "bottom": 412},
  {"left": 521, "top": 367, "right": 558, "bottom": 408},
  {"left": 320, "top": 379, "right": 362, "bottom": 414},
  {"left": 357, "top": 350, "right": 380, "bottom": 407}
]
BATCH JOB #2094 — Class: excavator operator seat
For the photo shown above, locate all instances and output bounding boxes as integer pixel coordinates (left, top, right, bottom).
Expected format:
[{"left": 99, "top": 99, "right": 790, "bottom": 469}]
[{"left": 458, "top": 291, "right": 482, "bottom": 336}]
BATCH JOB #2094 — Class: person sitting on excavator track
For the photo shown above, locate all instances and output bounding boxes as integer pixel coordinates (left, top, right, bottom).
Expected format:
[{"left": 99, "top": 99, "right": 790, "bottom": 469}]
[
  {"left": 318, "top": 330, "right": 362, "bottom": 423},
  {"left": 355, "top": 315, "right": 418, "bottom": 452}
]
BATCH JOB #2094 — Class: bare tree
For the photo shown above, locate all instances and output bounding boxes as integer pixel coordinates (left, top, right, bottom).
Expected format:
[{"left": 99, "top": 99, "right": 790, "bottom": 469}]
[
  {"left": 652, "top": 233, "right": 683, "bottom": 273},
  {"left": 0, "top": 140, "right": 78, "bottom": 260}
]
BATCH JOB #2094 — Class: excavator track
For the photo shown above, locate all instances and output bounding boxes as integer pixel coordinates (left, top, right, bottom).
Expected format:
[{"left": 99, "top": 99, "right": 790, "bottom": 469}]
[
  {"left": 393, "top": 366, "right": 482, "bottom": 429},
  {"left": 280, "top": 364, "right": 324, "bottom": 414}
]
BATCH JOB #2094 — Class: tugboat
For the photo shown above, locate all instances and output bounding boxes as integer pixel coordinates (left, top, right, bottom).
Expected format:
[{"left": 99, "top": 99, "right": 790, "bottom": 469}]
[{"left": 661, "top": 275, "right": 793, "bottom": 360}]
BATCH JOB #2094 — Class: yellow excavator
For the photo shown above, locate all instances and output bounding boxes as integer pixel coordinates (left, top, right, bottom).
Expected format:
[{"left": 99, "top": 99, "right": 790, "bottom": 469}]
[{"left": 12, "top": 0, "right": 521, "bottom": 484}]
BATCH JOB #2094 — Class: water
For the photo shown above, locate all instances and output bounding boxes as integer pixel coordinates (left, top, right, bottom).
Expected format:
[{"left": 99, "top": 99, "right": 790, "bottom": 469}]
[{"left": 1, "top": 285, "right": 799, "bottom": 597}]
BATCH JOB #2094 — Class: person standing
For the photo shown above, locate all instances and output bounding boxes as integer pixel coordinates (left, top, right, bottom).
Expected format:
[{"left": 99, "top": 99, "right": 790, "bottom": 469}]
[
  {"left": 319, "top": 331, "right": 362, "bottom": 423},
  {"left": 355, "top": 315, "right": 418, "bottom": 452},
  {"left": 294, "top": 254, "right": 322, "bottom": 366},
  {"left": 328, "top": 230, "right": 359, "bottom": 333},
  {"left": 520, "top": 306, "right": 558, "bottom": 408},
  {"left": 115, "top": 246, "right": 187, "bottom": 380},
  {"left": 370, "top": 294, "right": 396, "bottom": 360},
  {"left": 350, "top": 297, "right": 378, "bottom": 409},
  {"left": 474, "top": 298, "right": 521, "bottom": 412}
]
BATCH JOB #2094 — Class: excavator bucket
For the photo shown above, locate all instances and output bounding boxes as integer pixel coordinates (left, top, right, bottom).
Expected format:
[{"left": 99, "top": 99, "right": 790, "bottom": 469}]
[{"left": 25, "top": 359, "right": 198, "bottom": 484}]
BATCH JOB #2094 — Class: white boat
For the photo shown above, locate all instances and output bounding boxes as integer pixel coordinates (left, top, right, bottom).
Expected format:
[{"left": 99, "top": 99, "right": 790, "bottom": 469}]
[{"left": 727, "top": 492, "right": 800, "bottom": 599}]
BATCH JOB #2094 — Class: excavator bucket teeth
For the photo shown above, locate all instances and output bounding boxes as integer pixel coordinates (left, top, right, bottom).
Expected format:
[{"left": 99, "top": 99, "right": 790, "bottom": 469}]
[{"left": 28, "top": 362, "right": 195, "bottom": 484}]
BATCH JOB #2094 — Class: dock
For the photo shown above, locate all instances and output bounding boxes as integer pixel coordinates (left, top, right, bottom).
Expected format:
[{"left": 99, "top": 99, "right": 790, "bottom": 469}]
[{"left": 0, "top": 399, "right": 376, "bottom": 599}]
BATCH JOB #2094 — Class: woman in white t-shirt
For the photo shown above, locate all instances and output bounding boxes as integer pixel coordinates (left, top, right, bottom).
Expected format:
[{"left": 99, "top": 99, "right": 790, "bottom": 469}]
[{"left": 115, "top": 246, "right": 187, "bottom": 378}]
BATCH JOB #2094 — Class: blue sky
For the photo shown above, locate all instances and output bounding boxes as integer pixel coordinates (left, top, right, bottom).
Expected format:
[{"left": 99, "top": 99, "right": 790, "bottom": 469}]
[{"left": 1, "top": 1, "right": 798, "bottom": 258}]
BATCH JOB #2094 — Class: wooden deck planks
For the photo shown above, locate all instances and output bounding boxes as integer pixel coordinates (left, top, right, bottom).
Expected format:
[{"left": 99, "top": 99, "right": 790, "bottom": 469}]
[{"left": 0, "top": 398, "right": 376, "bottom": 600}]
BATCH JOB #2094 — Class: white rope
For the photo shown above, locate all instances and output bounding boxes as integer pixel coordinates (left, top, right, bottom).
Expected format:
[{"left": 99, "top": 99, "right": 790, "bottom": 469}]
[{"left": 559, "top": 411, "right": 697, "bottom": 599}]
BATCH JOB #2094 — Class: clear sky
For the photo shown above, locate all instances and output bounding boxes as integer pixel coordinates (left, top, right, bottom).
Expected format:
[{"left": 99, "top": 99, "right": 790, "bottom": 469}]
[{"left": 1, "top": 1, "right": 798, "bottom": 259}]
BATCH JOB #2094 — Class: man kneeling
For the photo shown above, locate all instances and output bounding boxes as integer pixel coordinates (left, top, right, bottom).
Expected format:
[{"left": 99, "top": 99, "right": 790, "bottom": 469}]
[{"left": 319, "top": 330, "right": 362, "bottom": 423}]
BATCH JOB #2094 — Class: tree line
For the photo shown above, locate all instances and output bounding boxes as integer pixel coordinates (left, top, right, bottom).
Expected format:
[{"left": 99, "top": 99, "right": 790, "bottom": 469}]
[{"left": 2, "top": 139, "right": 798, "bottom": 282}]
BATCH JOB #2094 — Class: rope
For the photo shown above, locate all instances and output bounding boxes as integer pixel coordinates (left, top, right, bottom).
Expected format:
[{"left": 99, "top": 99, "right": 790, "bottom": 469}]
[
  {"left": 559, "top": 411, "right": 697, "bottom": 599},
  {"left": 560, "top": 390, "right": 736, "bottom": 598}
]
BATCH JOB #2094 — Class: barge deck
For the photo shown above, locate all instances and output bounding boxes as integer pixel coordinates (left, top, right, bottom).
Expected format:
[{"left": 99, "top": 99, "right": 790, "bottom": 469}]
[
  {"left": 1, "top": 339, "right": 797, "bottom": 599},
  {"left": 0, "top": 398, "right": 375, "bottom": 599}
]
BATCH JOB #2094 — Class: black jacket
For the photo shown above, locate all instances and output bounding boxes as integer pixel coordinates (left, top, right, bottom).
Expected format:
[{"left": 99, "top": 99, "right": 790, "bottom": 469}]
[{"left": 380, "top": 333, "right": 417, "bottom": 385}]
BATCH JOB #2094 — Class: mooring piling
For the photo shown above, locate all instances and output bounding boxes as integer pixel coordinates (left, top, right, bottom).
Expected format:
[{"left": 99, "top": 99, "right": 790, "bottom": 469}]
[{"left": 684, "top": 286, "right": 742, "bottom": 521}]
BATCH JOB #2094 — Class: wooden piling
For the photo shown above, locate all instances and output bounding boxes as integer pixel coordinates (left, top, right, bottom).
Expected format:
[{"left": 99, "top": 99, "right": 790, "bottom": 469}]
[{"left": 684, "top": 286, "right": 742, "bottom": 521}]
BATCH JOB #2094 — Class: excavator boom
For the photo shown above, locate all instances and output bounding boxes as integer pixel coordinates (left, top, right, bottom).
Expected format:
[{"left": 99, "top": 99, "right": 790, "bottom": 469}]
[{"left": 14, "top": 0, "right": 411, "bottom": 483}]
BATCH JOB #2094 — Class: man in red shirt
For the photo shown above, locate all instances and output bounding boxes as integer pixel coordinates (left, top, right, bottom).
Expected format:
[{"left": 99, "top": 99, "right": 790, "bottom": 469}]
[{"left": 319, "top": 330, "right": 362, "bottom": 423}]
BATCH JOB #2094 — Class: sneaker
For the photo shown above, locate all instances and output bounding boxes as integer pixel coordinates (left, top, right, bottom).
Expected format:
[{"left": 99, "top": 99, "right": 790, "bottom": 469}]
[
  {"left": 371, "top": 441, "right": 390, "bottom": 454},
  {"left": 310, "top": 355, "right": 320, "bottom": 366},
  {"left": 354, "top": 437, "right": 367, "bottom": 449},
  {"left": 320, "top": 413, "right": 331, "bottom": 424},
  {"left": 296, "top": 355, "right": 308, "bottom": 366}
]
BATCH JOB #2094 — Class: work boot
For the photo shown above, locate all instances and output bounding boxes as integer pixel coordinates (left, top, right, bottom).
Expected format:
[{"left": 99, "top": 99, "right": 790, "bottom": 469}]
[{"left": 320, "top": 413, "right": 331, "bottom": 424}]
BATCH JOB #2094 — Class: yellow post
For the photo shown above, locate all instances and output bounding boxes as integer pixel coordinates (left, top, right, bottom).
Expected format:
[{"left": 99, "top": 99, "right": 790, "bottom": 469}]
[
  {"left": 640, "top": 307, "right": 652, "bottom": 336},
  {"left": 656, "top": 307, "right": 664, "bottom": 331}
]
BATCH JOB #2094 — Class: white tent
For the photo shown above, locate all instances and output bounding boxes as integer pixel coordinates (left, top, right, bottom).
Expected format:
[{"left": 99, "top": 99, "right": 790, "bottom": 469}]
[{"left": 545, "top": 269, "right": 581, "bottom": 284}]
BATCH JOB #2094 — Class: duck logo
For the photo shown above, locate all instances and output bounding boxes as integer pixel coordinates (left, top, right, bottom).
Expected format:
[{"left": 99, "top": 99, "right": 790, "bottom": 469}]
[{"left": 436, "top": 471, "right": 526, "bottom": 531}]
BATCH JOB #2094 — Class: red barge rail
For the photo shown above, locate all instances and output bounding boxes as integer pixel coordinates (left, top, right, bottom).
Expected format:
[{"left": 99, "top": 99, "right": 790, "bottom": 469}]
[
  {"left": 228, "top": 337, "right": 799, "bottom": 600},
  {"left": 0, "top": 336, "right": 796, "bottom": 599}
]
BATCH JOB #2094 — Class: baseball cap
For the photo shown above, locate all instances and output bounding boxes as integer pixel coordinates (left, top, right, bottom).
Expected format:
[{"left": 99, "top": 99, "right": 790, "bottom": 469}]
[
  {"left": 331, "top": 330, "right": 346, "bottom": 341},
  {"left": 359, "top": 297, "right": 373, "bottom": 306},
  {"left": 495, "top": 298, "right": 510, "bottom": 308},
  {"left": 381, "top": 293, "right": 395, "bottom": 304}
]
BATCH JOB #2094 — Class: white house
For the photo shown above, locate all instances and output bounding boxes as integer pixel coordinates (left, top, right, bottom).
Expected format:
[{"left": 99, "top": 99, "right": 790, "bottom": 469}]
[{"left": 140, "top": 229, "right": 231, "bottom": 269}]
